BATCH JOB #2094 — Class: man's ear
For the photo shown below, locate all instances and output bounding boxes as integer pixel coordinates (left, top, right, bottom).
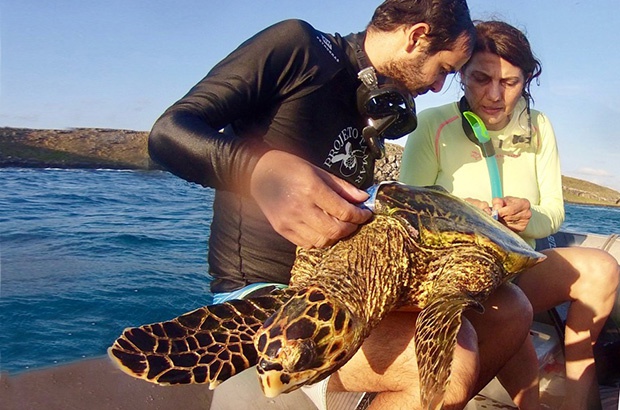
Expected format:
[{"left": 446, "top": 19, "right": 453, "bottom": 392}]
[{"left": 406, "top": 23, "right": 430, "bottom": 52}]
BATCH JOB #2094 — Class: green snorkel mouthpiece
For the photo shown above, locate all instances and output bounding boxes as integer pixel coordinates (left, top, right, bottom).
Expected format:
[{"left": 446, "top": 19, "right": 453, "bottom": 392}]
[
  {"left": 463, "top": 111, "right": 495, "bottom": 157},
  {"left": 463, "top": 111, "right": 503, "bottom": 219}
]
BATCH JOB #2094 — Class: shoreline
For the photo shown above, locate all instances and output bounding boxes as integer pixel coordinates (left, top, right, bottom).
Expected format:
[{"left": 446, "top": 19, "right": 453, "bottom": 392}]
[{"left": 2, "top": 126, "right": 619, "bottom": 207}]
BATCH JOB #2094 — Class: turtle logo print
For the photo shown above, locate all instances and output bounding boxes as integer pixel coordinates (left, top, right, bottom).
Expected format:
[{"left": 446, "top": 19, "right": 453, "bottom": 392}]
[
  {"left": 323, "top": 127, "right": 370, "bottom": 184},
  {"left": 331, "top": 142, "right": 363, "bottom": 176}
]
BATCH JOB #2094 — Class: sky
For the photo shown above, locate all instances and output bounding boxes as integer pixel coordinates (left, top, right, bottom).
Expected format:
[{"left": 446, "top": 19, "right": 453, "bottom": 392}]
[{"left": 2, "top": 0, "right": 620, "bottom": 191}]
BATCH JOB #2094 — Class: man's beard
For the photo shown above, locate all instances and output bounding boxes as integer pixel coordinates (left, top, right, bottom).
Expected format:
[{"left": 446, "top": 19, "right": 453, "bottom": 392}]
[{"left": 381, "top": 54, "right": 430, "bottom": 96}]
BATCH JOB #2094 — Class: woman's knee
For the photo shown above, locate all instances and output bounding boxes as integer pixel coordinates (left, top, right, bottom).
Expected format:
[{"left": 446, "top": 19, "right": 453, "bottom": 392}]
[
  {"left": 599, "top": 251, "right": 620, "bottom": 289},
  {"left": 478, "top": 282, "right": 533, "bottom": 327},
  {"left": 574, "top": 249, "right": 619, "bottom": 303}
]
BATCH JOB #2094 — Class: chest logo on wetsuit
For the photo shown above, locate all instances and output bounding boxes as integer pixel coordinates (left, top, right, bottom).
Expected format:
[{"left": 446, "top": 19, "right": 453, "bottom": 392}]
[
  {"left": 323, "top": 126, "right": 370, "bottom": 185},
  {"left": 316, "top": 34, "right": 340, "bottom": 63}
]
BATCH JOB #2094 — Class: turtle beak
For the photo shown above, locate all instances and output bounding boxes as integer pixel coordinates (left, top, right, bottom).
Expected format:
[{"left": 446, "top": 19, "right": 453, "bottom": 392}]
[
  {"left": 256, "top": 359, "right": 318, "bottom": 397},
  {"left": 256, "top": 358, "right": 295, "bottom": 397},
  {"left": 258, "top": 370, "right": 291, "bottom": 398}
]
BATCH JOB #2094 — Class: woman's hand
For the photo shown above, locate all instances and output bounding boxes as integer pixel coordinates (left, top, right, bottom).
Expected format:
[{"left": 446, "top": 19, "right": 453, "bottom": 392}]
[
  {"left": 492, "top": 196, "right": 532, "bottom": 233},
  {"left": 464, "top": 198, "right": 493, "bottom": 215},
  {"left": 465, "top": 196, "right": 531, "bottom": 233},
  {"left": 250, "top": 150, "right": 372, "bottom": 249}
]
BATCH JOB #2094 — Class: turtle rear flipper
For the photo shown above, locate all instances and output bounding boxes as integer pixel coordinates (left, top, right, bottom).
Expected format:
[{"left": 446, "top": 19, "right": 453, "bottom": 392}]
[
  {"left": 415, "top": 290, "right": 482, "bottom": 410},
  {"left": 108, "top": 291, "right": 289, "bottom": 388}
]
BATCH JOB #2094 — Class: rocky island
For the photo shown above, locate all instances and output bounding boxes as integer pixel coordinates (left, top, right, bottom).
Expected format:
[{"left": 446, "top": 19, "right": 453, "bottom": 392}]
[{"left": 2, "top": 126, "right": 619, "bottom": 207}]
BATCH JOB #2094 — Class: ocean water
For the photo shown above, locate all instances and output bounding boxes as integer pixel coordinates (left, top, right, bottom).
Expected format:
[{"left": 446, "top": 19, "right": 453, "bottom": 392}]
[
  {"left": 1, "top": 168, "right": 619, "bottom": 375},
  {"left": 1, "top": 168, "right": 214, "bottom": 374}
]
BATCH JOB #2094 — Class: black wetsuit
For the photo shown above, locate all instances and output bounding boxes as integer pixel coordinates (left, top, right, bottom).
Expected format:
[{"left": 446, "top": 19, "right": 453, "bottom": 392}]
[{"left": 148, "top": 19, "right": 374, "bottom": 293}]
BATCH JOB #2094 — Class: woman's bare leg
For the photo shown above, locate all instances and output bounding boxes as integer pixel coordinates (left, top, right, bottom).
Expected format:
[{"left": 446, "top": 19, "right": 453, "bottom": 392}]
[{"left": 517, "top": 247, "right": 619, "bottom": 410}]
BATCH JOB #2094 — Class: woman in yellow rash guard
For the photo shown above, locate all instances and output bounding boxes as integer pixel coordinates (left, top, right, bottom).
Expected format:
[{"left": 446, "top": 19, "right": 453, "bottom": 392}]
[{"left": 401, "top": 20, "right": 619, "bottom": 410}]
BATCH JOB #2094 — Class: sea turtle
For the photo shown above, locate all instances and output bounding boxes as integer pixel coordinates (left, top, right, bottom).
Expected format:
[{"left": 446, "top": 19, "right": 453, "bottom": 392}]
[{"left": 108, "top": 182, "right": 545, "bottom": 409}]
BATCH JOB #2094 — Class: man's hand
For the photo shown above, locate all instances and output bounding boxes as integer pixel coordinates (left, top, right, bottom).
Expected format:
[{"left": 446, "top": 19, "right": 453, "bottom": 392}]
[{"left": 250, "top": 150, "right": 372, "bottom": 248}]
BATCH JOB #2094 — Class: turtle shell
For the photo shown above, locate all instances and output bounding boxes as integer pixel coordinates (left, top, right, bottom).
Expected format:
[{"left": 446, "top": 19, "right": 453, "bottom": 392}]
[{"left": 371, "top": 182, "right": 542, "bottom": 273}]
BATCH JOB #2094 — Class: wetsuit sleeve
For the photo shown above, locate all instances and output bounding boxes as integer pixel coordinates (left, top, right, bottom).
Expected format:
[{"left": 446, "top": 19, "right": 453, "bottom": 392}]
[
  {"left": 400, "top": 110, "right": 440, "bottom": 186},
  {"left": 521, "top": 113, "right": 565, "bottom": 239},
  {"left": 149, "top": 111, "right": 269, "bottom": 194},
  {"left": 148, "top": 20, "right": 319, "bottom": 193}
]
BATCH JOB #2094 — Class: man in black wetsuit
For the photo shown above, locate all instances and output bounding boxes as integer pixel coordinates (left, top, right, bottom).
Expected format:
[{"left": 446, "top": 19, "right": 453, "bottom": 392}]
[{"left": 148, "top": 1, "right": 534, "bottom": 408}]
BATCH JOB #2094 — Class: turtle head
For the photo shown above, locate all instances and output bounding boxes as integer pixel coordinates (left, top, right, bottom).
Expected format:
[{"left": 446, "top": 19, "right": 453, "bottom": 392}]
[{"left": 254, "top": 287, "right": 362, "bottom": 397}]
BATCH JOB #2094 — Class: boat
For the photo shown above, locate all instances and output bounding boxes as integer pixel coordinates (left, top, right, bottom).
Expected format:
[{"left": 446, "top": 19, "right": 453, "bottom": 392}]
[
  {"left": 463, "top": 231, "right": 620, "bottom": 410},
  {"left": 2, "top": 231, "right": 619, "bottom": 410}
]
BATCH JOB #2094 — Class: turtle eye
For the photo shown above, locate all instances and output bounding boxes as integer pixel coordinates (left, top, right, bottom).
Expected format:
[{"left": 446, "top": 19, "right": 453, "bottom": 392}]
[{"left": 258, "top": 359, "right": 284, "bottom": 372}]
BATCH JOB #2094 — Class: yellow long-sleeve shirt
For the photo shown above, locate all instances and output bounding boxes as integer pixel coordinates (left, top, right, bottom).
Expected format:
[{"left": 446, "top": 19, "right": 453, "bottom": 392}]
[{"left": 400, "top": 99, "right": 564, "bottom": 247}]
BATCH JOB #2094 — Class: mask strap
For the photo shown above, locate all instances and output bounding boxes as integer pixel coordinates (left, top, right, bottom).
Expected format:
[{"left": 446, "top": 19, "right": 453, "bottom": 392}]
[
  {"left": 353, "top": 32, "right": 371, "bottom": 71},
  {"left": 352, "top": 34, "right": 381, "bottom": 94},
  {"left": 350, "top": 33, "right": 388, "bottom": 159}
]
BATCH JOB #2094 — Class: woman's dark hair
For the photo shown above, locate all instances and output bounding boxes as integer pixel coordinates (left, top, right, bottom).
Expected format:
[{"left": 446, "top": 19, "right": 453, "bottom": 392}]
[
  {"left": 465, "top": 20, "right": 542, "bottom": 104},
  {"left": 369, "top": 0, "right": 475, "bottom": 54}
]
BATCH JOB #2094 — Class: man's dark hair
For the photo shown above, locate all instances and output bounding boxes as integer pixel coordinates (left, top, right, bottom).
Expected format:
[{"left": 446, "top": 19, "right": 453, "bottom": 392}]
[{"left": 369, "top": 0, "right": 475, "bottom": 54}]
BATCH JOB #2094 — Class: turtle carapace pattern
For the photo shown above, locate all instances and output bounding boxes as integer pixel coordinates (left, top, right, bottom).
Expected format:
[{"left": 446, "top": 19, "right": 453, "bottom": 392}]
[{"left": 108, "top": 182, "right": 545, "bottom": 409}]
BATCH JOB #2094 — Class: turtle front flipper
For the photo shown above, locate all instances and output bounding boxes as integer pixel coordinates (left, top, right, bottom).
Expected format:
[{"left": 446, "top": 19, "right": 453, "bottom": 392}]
[
  {"left": 414, "top": 290, "right": 482, "bottom": 410},
  {"left": 108, "top": 291, "right": 289, "bottom": 389}
]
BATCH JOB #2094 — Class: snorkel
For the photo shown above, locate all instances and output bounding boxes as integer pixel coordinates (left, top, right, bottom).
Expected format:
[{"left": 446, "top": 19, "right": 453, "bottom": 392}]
[{"left": 463, "top": 111, "right": 503, "bottom": 219}]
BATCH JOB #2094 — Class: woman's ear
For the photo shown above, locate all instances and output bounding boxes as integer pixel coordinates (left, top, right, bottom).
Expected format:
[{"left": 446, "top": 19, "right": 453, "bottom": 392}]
[{"left": 406, "top": 23, "right": 430, "bottom": 52}]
